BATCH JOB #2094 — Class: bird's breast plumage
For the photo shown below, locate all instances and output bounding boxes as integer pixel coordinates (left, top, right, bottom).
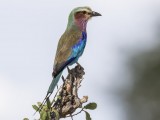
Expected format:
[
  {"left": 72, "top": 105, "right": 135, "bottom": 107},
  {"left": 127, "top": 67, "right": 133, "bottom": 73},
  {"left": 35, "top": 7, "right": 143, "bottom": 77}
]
[{"left": 68, "top": 32, "right": 87, "bottom": 63}]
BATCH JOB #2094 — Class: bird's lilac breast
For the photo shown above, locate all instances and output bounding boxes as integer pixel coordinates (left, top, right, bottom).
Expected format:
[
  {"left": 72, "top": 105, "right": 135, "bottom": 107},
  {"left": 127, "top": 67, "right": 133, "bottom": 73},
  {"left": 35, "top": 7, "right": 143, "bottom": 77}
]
[{"left": 68, "top": 32, "right": 87, "bottom": 62}]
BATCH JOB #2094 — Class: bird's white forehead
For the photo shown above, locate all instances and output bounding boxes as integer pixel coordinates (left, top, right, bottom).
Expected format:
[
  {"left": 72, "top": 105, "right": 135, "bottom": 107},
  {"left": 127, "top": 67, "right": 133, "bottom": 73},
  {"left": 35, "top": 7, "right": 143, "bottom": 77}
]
[{"left": 74, "top": 7, "right": 92, "bottom": 13}]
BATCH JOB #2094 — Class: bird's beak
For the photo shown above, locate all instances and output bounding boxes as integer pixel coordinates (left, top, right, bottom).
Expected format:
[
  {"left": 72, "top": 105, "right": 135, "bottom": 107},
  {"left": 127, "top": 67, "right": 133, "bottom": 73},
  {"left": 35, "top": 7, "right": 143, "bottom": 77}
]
[{"left": 91, "top": 11, "right": 102, "bottom": 17}]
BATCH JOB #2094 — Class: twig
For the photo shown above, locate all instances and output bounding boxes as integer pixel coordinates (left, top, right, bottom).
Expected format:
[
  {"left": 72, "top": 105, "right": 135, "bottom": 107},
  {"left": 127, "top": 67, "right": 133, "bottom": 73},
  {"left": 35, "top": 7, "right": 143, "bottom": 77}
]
[
  {"left": 70, "top": 114, "right": 74, "bottom": 120},
  {"left": 66, "top": 108, "right": 84, "bottom": 117},
  {"left": 51, "top": 85, "right": 62, "bottom": 106}
]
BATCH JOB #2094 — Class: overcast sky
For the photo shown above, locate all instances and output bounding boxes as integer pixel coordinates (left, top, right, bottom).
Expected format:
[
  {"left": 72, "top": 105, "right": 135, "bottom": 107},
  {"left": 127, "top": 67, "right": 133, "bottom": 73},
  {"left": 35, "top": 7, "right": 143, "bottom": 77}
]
[{"left": 0, "top": 0, "right": 160, "bottom": 120}]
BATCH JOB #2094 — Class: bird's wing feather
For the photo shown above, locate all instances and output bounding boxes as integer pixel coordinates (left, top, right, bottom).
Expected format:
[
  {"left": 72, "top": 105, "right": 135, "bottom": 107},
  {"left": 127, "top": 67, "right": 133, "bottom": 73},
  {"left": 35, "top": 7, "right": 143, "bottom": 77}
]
[{"left": 53, "top": 29, "right": 82, "bottom": 76}]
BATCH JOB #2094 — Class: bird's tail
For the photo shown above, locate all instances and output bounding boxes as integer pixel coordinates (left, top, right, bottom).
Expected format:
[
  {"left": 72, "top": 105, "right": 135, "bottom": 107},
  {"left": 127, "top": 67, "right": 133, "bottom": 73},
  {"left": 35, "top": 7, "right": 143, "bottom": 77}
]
[
  {"left": 48, "top": 72, "right": 62, "bottom": 94},
  {"left": 34, "top": 72, "right": 62, "bottom": 114}
]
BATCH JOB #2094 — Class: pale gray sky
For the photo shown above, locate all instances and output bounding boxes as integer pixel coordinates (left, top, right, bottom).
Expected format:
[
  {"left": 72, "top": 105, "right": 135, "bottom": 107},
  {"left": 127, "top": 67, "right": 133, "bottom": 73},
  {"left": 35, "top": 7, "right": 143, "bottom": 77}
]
[{"left": 0, "top": 0, "right": 159, "bottom": 120}]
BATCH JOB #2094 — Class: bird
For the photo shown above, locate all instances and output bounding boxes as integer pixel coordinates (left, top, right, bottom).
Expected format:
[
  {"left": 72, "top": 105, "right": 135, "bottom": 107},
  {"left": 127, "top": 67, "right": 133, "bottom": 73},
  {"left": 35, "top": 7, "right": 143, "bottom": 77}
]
[{"left": 38, "top": 6, "right": 101, "bottom": 112}]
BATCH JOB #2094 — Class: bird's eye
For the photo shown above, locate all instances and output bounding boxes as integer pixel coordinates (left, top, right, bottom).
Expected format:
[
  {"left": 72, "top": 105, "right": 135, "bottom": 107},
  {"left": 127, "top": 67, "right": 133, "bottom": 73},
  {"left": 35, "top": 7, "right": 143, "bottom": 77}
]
[
  {"left": 87, "top": 12, "right": 91, "bottom": 15},
  {"left": 82, "top": 11, "right": 86, "bottom": 14}
]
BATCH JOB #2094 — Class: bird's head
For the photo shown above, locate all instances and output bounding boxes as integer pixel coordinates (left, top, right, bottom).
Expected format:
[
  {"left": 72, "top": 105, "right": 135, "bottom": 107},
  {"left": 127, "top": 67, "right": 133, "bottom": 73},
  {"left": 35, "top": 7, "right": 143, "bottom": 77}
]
[
  {"left": 67, "top": 6, "right": 101, "bottom": 31},
  {"left": 73, "top": 6, "right": 101, "bottom": 21}
]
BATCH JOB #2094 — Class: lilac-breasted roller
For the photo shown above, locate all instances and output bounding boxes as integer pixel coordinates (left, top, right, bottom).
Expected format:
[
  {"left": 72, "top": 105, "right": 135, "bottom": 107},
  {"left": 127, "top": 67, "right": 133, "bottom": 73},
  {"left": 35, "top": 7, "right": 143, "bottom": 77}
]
[{"left": 41, "top": 6, "right": 101, "bottom": 109}]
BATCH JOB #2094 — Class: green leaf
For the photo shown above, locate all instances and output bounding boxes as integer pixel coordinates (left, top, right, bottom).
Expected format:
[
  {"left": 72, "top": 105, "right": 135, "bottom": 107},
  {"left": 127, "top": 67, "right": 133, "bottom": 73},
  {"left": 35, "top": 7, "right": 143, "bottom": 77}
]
[
  {"left": 42, "top": 112, "right": 47, "bottom": 120},
  {"left": 52, "top": 108, "right": 59, "bottom": 120},
  {"left": 32, "top": 105, "right": 39, "bottom": 111},
  {"left": 23, "top": 118, "right": 29, "bottom": 120},
  {"left": 85, "top": 111, "right": 91, "bottom": 120},
  {"left": 51, "top": 98, "right": 55, "bottom": 105},
  {"left": 37, "top": 102, "right": 42, "bottom": 107},
  {"left": 84, "top": 102, "right": 97, "bottom": 110},
  {"left": 40, "top": 111, "right": 43, "bottom": 119},
  {"left": 40, "top": 111, "right": 48, "bottom": 120},
  {"left": 47, "top": 112, "right": 51, "bottom": 120},
  {"left": 57, "top": 95, "right": 61, "bottom": 100},
  {"left": 41, "top": 105, "right": 48, "bottom": 112},
  {"left": 46, "top": 97, "right": 51, "bottom": 109}
]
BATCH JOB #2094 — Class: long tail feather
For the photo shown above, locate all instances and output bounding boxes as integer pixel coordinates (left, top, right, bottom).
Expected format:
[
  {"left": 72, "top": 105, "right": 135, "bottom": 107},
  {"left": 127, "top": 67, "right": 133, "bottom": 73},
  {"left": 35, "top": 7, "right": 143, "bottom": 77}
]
[
  {"left": 34, "top": 72, "right": 62, "bottom": 115},
  {"left": 33, "top": 93, "right": 51, "bottom": 115},
  {"left": 47, "top": 72, "right": 62, "bottom": 93}
]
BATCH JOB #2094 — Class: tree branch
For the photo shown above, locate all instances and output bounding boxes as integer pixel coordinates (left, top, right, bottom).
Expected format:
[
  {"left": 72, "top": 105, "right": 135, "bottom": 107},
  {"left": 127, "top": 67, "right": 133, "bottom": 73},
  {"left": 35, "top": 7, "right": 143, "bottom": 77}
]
[{"left": 51, "top": 65, "right": 88, "bottom": 119}]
